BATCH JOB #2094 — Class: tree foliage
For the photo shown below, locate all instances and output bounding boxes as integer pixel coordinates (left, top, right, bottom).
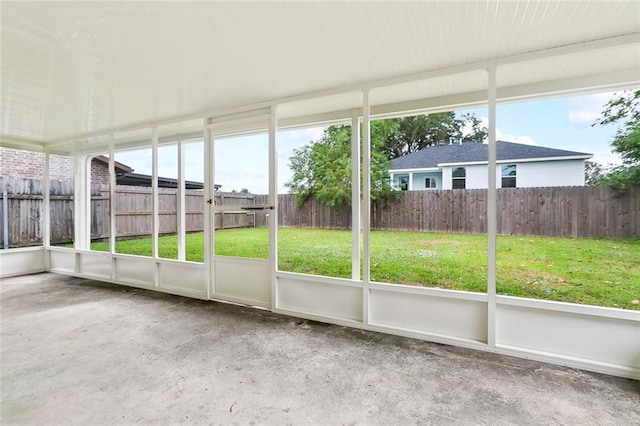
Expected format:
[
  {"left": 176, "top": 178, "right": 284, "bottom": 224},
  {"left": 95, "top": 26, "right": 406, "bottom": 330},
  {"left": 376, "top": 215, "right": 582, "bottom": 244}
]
[
  {"left": 380, "top": 112, "right": 487, "bottom": 159},
  {"left": 286, "top": 113, "right": 487, "bottom": 207},
  {"left": 584, "top": 161, "right": 605, "bottom": 186},
  {"left": 286, "top": 123, "right": 396, "bottom": 207},
  {"left": 592, "top": 89, "right": 640, "bottom": 192}
]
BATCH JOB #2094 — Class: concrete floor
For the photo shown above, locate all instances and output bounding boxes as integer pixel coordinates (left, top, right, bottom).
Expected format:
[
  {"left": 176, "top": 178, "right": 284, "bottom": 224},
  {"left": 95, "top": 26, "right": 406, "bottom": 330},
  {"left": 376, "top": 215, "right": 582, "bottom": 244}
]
[{"left": 1, "top": 273, "right": 639, "bottom": 425}]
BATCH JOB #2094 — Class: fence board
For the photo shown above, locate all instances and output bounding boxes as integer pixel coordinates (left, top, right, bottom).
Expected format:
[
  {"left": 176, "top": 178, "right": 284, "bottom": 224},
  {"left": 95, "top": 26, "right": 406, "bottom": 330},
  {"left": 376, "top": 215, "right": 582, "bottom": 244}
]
[
  {"left": 2, "top": 176, "right": 639, "bottom": 247},
  {"left": 278, "top": 187, "right": 638, "bottom": 239}
]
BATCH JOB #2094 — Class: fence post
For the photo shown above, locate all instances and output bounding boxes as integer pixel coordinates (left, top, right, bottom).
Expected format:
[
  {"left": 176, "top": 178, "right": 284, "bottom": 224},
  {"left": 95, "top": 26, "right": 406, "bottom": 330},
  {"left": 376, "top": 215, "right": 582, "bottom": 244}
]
[{"left": 2, "top": 191, "right": 8, "bottom": 249}]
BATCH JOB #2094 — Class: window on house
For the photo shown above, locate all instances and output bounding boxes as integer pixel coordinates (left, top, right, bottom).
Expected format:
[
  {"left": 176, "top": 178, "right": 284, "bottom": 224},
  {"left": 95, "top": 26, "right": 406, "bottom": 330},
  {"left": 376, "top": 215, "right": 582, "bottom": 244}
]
[
  {"left": 452, "top": 167, "right": 466, "bottom": 189},
  {"left": 501, "top": 164, "right": 516, "bottom": 188},
  {"left": 425, "top": 177, "right": 436, "bottom": 188}
]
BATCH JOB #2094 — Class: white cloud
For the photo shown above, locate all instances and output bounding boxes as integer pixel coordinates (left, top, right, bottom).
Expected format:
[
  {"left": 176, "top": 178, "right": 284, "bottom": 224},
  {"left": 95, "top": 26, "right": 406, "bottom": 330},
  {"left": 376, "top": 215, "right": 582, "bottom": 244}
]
[
  {"left": 471, "top": 116, "right": 537, "bottom": 145},
  {"left": 568, "top": 110, "right": 600, "bottom": 125},
  {"left": 496, "top": 130, "right": 537, "bottom": 145},
  {"left": 590, "top": 151, "right": 622, "bottom": 167},
  {"left": 567, "top": 91, "right": 616, "bottom": 126}
]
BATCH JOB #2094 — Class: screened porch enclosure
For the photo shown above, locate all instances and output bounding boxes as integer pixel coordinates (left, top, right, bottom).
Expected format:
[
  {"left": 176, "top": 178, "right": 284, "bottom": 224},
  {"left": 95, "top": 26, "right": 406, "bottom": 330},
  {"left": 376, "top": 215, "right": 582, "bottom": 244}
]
[{"left": 1, "top": 1, "right": 639, "bottom": 380}]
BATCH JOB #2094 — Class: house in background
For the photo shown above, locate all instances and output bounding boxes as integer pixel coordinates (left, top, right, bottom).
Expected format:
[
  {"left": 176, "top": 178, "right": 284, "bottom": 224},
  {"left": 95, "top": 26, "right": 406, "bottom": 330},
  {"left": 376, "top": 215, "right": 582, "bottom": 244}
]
[
  {"left": 0, "top": 148, "right": 211, "bottom": 190},
  {"left": 92, "top": 156, "right": 212, "bottom": 190},
  {"left": 389, "top": 141, "right": 593, "bottom": 190}
]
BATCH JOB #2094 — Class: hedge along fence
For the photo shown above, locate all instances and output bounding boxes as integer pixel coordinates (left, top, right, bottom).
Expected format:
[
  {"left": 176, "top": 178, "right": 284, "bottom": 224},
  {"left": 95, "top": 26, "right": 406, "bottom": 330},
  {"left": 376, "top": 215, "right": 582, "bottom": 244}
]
[{"left": 1, "top": 176, "right": 638, "bottom": 247}]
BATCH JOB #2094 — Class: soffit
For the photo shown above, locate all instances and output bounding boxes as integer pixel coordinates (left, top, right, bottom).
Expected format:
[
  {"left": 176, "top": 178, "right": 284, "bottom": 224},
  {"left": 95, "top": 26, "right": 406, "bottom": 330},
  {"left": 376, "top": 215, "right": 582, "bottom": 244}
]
[{"left": 1, "top": 1, "right": 639, "bottom": 148}]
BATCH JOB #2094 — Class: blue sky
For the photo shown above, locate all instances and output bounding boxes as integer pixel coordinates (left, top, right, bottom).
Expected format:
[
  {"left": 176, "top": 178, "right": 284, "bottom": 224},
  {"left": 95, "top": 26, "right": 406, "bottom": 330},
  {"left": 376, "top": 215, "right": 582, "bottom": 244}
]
[{"left": 114, "top": 91, "right": 628, "bottom": 195}]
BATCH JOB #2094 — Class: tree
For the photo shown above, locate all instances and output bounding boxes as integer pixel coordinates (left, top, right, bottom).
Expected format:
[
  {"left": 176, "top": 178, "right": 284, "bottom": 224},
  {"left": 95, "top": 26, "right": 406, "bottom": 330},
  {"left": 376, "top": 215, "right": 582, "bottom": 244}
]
[
  {"left": 380, "top": 112, "right": 487, "bottom": 159},
  {"left": 286, "top": 113, "right": 487, "bottom": 207},
  {"left": 286, "top": 124, "right": 395, "bottom": 207},
  {"left": 584, "top": 161, "right": 605, "bottom": 186},
  {"left": 592, "top": 89, "right": 640, "bottom": 192}
]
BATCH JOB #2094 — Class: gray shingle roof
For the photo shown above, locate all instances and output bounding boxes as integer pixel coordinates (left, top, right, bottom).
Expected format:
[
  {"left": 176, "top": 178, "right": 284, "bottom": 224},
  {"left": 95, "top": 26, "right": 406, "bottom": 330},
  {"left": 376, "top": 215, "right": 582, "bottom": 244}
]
[{"left": 390, "top": 141, "right": 592, "bottom": 170}]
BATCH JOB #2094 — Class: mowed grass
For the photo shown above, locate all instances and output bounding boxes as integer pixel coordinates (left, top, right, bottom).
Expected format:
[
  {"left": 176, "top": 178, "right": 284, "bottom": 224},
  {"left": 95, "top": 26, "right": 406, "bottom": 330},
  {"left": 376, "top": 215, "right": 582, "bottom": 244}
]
[{"left": 89, "top": 228, "right": 640, "bottom": 310}]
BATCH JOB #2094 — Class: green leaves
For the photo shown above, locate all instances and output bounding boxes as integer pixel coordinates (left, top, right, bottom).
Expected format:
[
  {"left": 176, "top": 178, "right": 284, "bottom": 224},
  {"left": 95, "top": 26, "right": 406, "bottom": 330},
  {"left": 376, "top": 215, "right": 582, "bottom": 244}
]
[
  {"left": 286, "top": 112, "right": 487, "bottom": 207},
  {"left": 285, "top": 124, "right": 395, "bottom": 207},
  {"left": 593, "top": 89, "right": 640, "bottom": 193}
]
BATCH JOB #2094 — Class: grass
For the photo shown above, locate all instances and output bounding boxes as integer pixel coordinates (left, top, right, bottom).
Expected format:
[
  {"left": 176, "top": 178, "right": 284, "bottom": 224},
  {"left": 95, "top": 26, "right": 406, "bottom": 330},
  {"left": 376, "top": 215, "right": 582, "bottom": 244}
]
[{"left": 87, "top": 228, "right": 640, "bottom": 310}]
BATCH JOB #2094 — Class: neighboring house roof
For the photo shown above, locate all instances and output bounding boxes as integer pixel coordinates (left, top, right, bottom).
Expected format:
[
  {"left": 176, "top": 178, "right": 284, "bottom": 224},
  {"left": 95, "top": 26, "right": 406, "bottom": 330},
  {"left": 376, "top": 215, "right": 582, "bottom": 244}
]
[
  {"left": 93, "top": 155, "right": 134, "bottom": 175},
  {"left": 116, "top": 172, "right": 214, "bottom": 190},
  {"left": 390, "top": 141, "right": 592, "bottom": 170},
  {"left": 93, "top": 155, "right": 212, "bottom": 190}
]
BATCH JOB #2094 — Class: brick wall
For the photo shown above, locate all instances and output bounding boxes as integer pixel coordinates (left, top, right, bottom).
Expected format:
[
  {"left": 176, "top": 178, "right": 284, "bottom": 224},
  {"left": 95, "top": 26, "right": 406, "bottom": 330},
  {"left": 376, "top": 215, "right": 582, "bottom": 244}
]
[
  {"left": 90, "top": 160, "right": 111, "bottom": 185},
  {"left": 1, "top": 147, "right": 111, "bottom": 184}
]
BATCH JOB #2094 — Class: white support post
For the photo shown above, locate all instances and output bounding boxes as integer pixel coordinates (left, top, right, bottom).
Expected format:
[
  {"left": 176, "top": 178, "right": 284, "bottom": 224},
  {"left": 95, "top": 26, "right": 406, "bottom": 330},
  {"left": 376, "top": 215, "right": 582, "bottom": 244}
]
[
  {"left": 487, "top": 64, "right": 498, "bottom": 349},
  {"left": 351, "top": 110, "right": 361, "bottom": 281},
  {"left": 108, "top": 138, "right": 116, "bottom": 279},
  {"left": 84, "top": 156, "right": 92, "bottom": 251},
  {"left": 203, "top": 122, "right": 215, "bottom": 299},
  {"left": 72, "top": 146, "right": 80, "bottom": 255},
  {"left": 177, "top": 140, "right": 186, "bottom": 261},
  {"left": 43, "top": 148, "right": 51, "bottom": 249},
  {"left": 362, "top": 90, "right": 371, "bottom": 326},
  {"left": 408, "top": 172, "right": 414, "bottom": 191},
  {"left": 73, "top": 148, "right": 90, "bottom": 252},
  {"left": 269, "top": 105, "right": 278, "bottom": 310},
  {"left": 151, "top": 127, "right": 159, "bottom": 286},
  {"left": 43, "top": 148, "right": 51, "bottom": 271}
]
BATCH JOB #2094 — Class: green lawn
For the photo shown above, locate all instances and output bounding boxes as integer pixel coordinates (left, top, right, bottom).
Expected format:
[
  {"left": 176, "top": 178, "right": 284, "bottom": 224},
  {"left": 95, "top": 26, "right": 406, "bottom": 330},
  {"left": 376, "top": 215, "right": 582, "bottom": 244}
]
[{"left": 88, "top": 228, "right": 640, "bottom": 310}]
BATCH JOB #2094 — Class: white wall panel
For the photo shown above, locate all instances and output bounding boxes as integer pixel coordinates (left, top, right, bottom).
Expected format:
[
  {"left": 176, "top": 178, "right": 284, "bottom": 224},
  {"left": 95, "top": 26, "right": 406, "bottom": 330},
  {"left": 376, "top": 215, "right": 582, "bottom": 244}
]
[
  {"left": 0, "top": 247, "right": 45, "bottom": 277},
  {"left": 465, "top": 165, "right": 489, "bottom": 190},
  {"left": 214, "top": 257, "right": 270, "bottom": 308},
  {"left": 159, "top": 262, "right": 205, "bottom": 297},
  {"left": 48, "top": 249, "right": 75, "bottom": 273},
  {"left": 518, "top": 160, "right": 585, "bottom": 187},
  {"left": 115, "top": 256, "right": 155, "bottom": 286},
  {"left": 496, "top": 301, "right": 640, "bottom": 375},
  {"left": 369, "top": 287, "right": 488, "bottom": 343},
  {"left": 277, "top": 275, "right": 363, "bottom": 322},
  {"left": 79, "top": 252, "right": 111, "bottom": 278},
  {"left": 442, "top": 165, "right": 489, "bottom": 190}
]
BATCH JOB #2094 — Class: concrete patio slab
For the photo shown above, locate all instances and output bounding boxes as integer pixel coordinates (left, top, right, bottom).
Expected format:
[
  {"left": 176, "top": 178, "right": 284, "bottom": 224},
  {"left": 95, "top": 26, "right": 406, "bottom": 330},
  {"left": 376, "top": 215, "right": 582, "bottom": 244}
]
[{"left": 1, "top": 273, "right": 638, "bottom": 425}]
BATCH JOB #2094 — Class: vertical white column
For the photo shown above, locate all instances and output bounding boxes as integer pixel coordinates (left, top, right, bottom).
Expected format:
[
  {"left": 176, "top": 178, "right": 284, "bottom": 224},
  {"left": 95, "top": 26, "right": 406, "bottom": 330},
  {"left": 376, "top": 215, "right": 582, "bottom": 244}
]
[
  {"left": 43, "top": 147, "right": 51, "bottom": 271},
  {"left": 269, "top": 105, "right": 278, "bottom": 310},
  {"left": 151, "top": 127, "right": 159, "bottom": 287},
  {"left": 408, "top": 172, "right": 414, "bottom": 190},
  {"left": 73, "top": 148, "right": 90, "bottom": 252},
  {"left": 72, "top": 146, "right": 81, "bottom": 253},
  {"left": 177, "top": 140, "right": 186, "bottom": 261},
  {"left": 351, "top": 110, "right": 361, "bottom": 281},
  {"left": 84, "top": 156, "right": 92, "bottom": 251},
  {"left": 203, "top": 121, "right": 215, "bottom": 299},
  {"left": 108, "top": 139, "right": 116, "bottom": 255},
  {"left": 362, "top": 90, "right": 371, "bottom": 326},
  {"left": 108, "top": 138, "right": 116, "bottom": 279},
  {"left": 43, "top": 148, "right": 51, "bottom": 248},
  {"left": 487, "top": 64, "right": 498, "bottom": 349}
]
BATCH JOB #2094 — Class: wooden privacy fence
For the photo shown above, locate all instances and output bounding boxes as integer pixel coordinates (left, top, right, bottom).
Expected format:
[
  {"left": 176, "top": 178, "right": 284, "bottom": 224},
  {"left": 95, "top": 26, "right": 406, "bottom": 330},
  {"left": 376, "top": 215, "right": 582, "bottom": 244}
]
[
  {"left": 1, "top": 176, "right": 638, "bottom": 247},
  {"left": 276, "top": 186, "right": 639, "bottom": 238},
  {"left": 0, "top": 177, "right": 261, "bottom": 247}
]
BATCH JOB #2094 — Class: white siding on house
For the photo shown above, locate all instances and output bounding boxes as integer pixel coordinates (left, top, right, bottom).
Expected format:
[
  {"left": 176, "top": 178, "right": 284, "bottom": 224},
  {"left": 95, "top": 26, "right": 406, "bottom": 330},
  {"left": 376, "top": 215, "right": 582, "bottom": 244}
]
[
  {"left": 465, "top": 165, "right": 488, "bottom": 189},
  {"left": 517, "top": 160, "right": 585, "bottom": 187},
  {"left": 412, "top": 172, "right": 441, "bottom": 190},
  {"left": 442, "top": 165, "right": 489, "bottom": 190},
  {"left": 442, "top": 167, "right": 453, "bottom": 190},
  {"left": 439, "top": 160, "right": 585, "bottom": 189}
]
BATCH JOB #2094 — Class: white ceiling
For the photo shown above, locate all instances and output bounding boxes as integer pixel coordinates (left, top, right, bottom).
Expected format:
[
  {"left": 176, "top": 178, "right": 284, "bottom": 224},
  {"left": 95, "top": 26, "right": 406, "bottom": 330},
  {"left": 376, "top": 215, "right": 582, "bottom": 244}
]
[{"left": 1, "top": 1, "right": 639, "bottom": 147}]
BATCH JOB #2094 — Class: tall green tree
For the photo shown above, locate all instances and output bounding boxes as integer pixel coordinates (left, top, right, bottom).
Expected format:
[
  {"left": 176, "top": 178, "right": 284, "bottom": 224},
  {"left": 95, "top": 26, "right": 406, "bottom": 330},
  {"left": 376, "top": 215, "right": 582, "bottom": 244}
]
[
  {"left": 286, "top": 122, "right": 396, "bottom": 207},
  {"left": 287, "top": 113, "right": 487, "bottom": 207},
  {"left": 592, "top": 89, "right": 640, "bottom": 192},
  {"left": 382, "top": 112, "right": 487, "bottom": 159}
]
